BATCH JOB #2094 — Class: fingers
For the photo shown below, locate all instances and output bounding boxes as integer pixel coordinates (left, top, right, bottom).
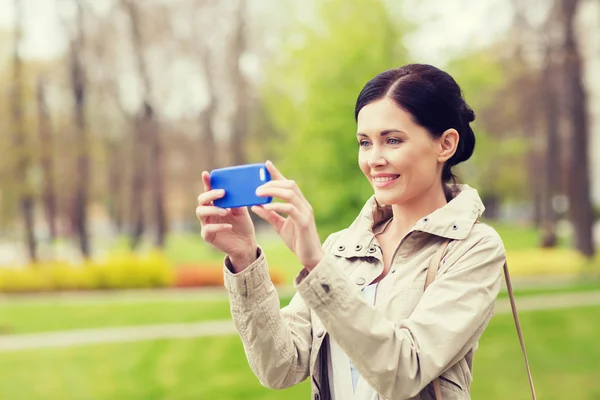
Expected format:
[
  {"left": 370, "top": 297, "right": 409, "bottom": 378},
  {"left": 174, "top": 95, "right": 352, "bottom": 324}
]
[
  {"left": 230, "top": 206, "right": 249, "bottom": 216},
  {"left": 202, "top": 171, "right": 211, "bottom": 192},
  {"left": 262, "top": 202, "right": 311, "bottom": 227},
  {"left": 196, "top": 205, "right": 228, "bottom": 220},
  {"left": 197, "top": 188, "right": 225, "bottom": 206},
  {"left": 265, "top": 160, "right": 286, "bottom": 180},
  {"left": 257, "top": 179, "right": 308, "bottom": 204},
  {"left": 251, "top": 206, "right": 285, "bottom": 231},
  {"left": 256, "top": 186, "right": 309, "bottom": 214},
  {"left": 201, "top": 223, "right": 232, "bottom": 240}
]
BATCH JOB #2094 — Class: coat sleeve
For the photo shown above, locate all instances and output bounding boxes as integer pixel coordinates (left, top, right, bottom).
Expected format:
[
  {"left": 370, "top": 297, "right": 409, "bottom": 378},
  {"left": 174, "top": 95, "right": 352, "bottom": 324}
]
[
  {"left": 295, "top": 232, "right": 505, "bottom": 400},
  {"left": 223, "top": 234, "right": 339, "bottom": 389}
]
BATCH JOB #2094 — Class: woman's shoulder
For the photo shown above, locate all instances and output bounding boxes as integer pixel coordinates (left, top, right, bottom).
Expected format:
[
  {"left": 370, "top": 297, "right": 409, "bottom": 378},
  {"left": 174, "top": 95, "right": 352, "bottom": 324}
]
[
  {"left": 469, "top": 221, "right": 505, "bottom": 248},
  {"left": 321, "top": 229, "right": 349, "bottom": 251},
  {"left": 446, "top": 220, "right": 506, "bottom": 266}
]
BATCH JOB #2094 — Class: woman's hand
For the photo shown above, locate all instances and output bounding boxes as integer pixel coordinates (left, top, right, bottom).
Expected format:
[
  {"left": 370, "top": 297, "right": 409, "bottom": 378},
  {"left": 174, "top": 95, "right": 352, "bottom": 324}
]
[
  {"left": 196, "top": 171, "right": 258, "bottom": 271},
  {"left": 252, "top": 161, "right": 323, "bottom": 271}
]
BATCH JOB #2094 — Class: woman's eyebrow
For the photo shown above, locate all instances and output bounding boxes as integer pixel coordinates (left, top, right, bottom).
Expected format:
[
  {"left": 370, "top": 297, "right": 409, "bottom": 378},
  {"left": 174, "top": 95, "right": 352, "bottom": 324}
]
[{"left": 356, "top": 129, "right": 405, "bottom": 137}]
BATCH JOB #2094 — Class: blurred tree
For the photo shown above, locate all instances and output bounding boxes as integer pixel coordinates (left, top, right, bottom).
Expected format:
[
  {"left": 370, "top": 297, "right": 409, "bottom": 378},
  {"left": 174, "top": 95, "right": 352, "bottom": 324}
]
[
  {"left": 68, "top": 0, "right": 91, "bottom": 257},
  {"left": 36, "top": 76, "right": 57, "bottom": 241},
  {"left": 446, "top": 52, "right": 531, "bottom": 218},
  {"left": 228, "top": 0, "right": 250, "bottom": 166},
  {"left": 84, "top": 2, "right": 129, "bottom": 235},
  {"left": 262, "top": 0, "right": 410, "bottom": 236},
  {"left": 198, "top": 36, "right": 218, "bottom": 171},
  {"left": 11, "top": 0, "right": 37, "bottom": 262},
  {"left": 539, "top": 4, "right": 562, "bottom": 248},
  {"left": 560, "top": 0, "right": 595, "bottom": 257},
  {"left": 123, "top": 0, "right": 168, "bottom": 249},
  {"left": 191, "top": 0, "right": 218, "bottom": 171}
]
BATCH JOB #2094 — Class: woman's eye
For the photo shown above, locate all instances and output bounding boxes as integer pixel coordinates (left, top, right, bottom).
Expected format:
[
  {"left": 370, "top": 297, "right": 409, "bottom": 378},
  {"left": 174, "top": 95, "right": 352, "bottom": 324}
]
[
  {"left": 359, "top": 140, "right": 371, "bottom": 148},
  {"left": 387, "top": 138, "right": 402, "bottom": 145}
]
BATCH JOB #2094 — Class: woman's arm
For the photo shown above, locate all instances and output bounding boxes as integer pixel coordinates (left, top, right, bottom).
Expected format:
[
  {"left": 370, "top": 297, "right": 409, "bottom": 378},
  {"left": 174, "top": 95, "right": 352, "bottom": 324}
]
[
  {"left": 224, "top": 247, "right": 313, "bottom": 389},
  {"left": 295, "top": 230, "right": 505, "bottom": 399}
]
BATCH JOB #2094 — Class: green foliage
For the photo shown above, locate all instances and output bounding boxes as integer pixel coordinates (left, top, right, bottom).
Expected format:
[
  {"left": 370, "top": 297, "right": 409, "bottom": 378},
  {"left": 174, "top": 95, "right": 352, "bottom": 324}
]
[
  {"left": 261, "top": 0, "right": 411, "bottom": 236},
  {"left": 447, "top": 52, "right": 531, "bottom": 203},
  {"left": 0, "top": 251, "right": 174, "bottom": 293}
]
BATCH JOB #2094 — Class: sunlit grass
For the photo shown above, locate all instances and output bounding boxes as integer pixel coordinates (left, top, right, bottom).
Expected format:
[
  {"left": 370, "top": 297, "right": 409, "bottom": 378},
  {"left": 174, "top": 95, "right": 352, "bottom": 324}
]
[{"left": 0, "top": 306, "right": 598, "bottom": 400}]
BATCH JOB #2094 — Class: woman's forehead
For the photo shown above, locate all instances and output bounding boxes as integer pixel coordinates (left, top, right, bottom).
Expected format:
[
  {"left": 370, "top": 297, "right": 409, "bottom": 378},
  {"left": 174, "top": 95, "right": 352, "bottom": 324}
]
[{"left": 357, "top": 99, "right": 415, "bottom": 134}]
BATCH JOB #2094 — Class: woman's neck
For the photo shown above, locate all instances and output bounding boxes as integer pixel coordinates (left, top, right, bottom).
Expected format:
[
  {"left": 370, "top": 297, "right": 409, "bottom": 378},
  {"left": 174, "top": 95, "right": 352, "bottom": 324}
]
[{"left": 388, "top": 183, "right": 449, "bottom": 238}]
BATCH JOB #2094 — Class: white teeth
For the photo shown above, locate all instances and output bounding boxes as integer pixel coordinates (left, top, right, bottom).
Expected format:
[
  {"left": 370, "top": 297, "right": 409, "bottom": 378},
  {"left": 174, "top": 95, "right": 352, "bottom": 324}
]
[{"left": 373, "top": 176, "right": 398, "bottom": 182}]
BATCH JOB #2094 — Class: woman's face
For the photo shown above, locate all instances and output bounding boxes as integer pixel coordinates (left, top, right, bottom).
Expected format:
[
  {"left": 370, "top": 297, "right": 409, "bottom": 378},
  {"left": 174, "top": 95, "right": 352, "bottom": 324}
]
[{"left": 356, "top": 97, "right": 444, "bottom": 206}]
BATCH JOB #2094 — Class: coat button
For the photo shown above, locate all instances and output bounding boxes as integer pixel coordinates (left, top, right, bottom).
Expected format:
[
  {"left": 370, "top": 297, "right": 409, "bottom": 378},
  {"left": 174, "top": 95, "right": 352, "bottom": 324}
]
[
  {"left": 355, "top": 244, "right": 363, "bottom": 251},
  {"left": 452, "top": 224, "right": 458, "bottom": 230},
  {"left": 368, "top": 246, "right": 377, "bottom": 254},
  {"left": 355, "top": 277, "right": 366, "bottom": 286},
  {"left": 316, "top": 328, "right": 325, "bottom": 338},
  {"left": 337, "top": 245, "right": 345, "bottom": 251}
]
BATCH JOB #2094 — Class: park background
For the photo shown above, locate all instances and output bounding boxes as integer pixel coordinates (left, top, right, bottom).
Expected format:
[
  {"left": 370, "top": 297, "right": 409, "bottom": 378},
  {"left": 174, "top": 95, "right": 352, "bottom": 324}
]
[{"left": 1, "top": 0, "right": 600, "bottom": 399}]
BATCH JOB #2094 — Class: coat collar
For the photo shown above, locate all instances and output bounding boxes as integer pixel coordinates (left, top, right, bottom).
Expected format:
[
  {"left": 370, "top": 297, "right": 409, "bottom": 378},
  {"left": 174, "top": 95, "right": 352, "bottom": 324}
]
[{"left": 331, "top": 185, "right": 485, "bottom": 258}]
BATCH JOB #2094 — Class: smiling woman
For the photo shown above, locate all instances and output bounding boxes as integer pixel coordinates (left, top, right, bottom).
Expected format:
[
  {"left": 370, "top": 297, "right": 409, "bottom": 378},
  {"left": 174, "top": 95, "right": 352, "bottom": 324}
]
[
  {"left": 355, "top": 64, "right": 476, "bottom": 208},
  {"left": 196, "top": 64, "right": 522, "bottom": 400}
]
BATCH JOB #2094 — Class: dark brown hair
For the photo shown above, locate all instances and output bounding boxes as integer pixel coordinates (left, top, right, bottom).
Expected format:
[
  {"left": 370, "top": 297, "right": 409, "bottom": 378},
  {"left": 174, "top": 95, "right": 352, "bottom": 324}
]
[{"left": 355, "top": 64, "right": 476, "bottom": 200}]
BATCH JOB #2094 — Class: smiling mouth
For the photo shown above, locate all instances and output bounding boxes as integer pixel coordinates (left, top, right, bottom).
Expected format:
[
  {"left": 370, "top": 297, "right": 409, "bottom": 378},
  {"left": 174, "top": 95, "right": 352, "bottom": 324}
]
[
  {"left": 372, "top": 175, "right": 400, "bottom": 187},
  {"left": 372, "top": 175, "right": 399, "bottom": 183}
]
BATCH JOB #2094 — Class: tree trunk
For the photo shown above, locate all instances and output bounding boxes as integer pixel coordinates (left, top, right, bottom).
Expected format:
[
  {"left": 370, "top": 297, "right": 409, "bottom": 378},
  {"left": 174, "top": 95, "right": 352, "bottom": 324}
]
[
  {"left": 561, "top": 0, "right": 595, "bottom": 257},
  {"left": 199, "top": 45, "right": 217, "bottom": 170},
  {"left": 529, "top": 150, "right": 543, "bottom": 229},
  {"left": 69, "top": 1, "right": 90, "bottom": 258},
  {"left": 37, "top": 77, "right": 58, "bottom": 241},
  {"left": 123, "top": 0, "right": 167, "bottom": 248},
  {"left": 229, "top": 0, "right": 249, "bottom": 166},
  {"left": 540, "top": 46, "right": 560, "bottom": 247},
  {"left": 12, "top": 0, "right": 37, "bottom": 262},
  {"left": 147, "top": 104, "right": 167, "bottom": 248},
  {"left": 129, "top": 114, "right": 147, "bottom": 250},
  {"left": 106, "top": 137, "right": 124, "bottom": 233}
]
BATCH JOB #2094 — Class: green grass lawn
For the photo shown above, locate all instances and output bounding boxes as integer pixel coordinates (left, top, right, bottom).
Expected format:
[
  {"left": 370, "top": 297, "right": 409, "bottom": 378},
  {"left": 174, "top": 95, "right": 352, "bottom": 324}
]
[
  {"left": 0, "top": 299, "right": 230, "bottom": 335},
  {"left": 0, "top": 295, "right": 293, "bottom": 335},
  {"left": 1, "top": 282, "right": 600, "bottom": 335},
  {"left": 473, "top": 305, "right": 600, "bottom": 400},
  {"left": 484, "top": 220, "right": 567, "bottom": 250},
  {"left": 0, "top": 305, "right": 598, "bottom": 400}
]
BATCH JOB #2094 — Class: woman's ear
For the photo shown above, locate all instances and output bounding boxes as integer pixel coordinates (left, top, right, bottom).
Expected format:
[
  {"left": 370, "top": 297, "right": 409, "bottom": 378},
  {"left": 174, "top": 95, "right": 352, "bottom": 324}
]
[{"left": 438, "top": 128, "right": 459, "bottom": 162}]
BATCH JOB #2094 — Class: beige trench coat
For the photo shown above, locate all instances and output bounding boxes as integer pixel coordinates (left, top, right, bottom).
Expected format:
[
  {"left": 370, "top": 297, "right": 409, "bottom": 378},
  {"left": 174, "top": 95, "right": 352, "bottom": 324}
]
[{"left": 223, "top": 185, "right": 505, "bottom": 400}]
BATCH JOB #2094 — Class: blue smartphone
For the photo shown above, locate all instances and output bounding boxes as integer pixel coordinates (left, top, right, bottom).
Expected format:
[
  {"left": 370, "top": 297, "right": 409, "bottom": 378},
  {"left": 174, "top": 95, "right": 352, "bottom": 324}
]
[{"left": 210, "top": 163, "right": 272, "bottom": 209}]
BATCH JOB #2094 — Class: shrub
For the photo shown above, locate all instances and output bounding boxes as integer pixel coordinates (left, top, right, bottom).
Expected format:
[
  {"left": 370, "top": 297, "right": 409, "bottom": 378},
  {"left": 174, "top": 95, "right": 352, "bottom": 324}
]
[
  {"left": 506, "top": 248, "right": 600, "bottom": 276},
  {"left": 0, "top": 251, "right": 288, "bottom": 293},
  {"left": 0, "top": 251, "right": 174, "bottom": 293},
  {"left": 174, "top": 262, "right": 285, "bottom": 288}
]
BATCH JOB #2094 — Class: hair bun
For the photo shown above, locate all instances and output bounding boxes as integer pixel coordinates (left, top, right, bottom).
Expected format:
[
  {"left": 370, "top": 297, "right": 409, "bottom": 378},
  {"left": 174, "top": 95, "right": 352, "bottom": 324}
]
[{"left": 463, "top": 105, "right": 475, "bottom": 123}]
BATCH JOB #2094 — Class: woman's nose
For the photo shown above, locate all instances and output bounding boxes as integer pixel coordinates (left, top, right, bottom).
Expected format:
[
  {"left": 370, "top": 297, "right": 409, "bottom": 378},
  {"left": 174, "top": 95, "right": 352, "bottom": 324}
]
[{"left": 367, "top": 149, "right": 387, "bottom": 168}]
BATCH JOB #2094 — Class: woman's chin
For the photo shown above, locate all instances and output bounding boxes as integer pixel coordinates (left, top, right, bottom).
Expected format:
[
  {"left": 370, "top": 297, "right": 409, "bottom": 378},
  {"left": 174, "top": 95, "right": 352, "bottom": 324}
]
[{"left": 374, "top": 192, "right": 401, "bottom": 206}]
